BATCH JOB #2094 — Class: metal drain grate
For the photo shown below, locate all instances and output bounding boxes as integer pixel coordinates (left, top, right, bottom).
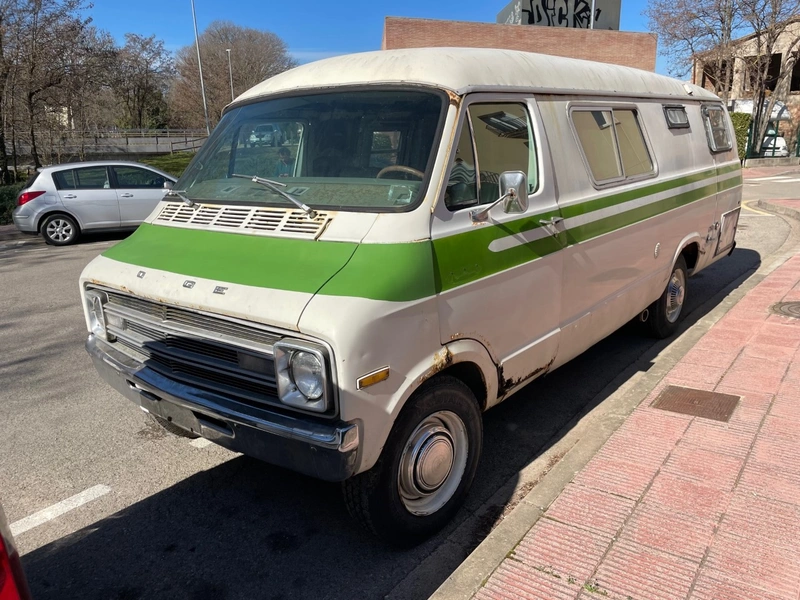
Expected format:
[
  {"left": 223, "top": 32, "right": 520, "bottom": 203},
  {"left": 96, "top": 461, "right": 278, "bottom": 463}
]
[
  {"left": 651, "top": 385, "right": 740, "bottom": 422},
  {"left": 770, "top": 302, "right": 800, "bottom": 319}
]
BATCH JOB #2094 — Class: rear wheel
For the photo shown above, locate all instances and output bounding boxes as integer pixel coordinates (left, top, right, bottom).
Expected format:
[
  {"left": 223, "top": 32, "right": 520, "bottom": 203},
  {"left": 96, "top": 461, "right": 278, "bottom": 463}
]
[
  {"left": 342, "top": 375, "right": 482, "bottom": 545},
  {"left": 41, "top": 213, "right": 79, "bottom": 246},
  {"left": 648, "top": 255, "right": 688, "bottom": 338}
]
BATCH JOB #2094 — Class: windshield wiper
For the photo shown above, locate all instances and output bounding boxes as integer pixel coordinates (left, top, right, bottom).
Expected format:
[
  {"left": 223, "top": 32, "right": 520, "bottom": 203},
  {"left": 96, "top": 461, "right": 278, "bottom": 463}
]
[
  {"left": 166, "top": 189, "right": 195, "bottom": 207},
  {"left": 232, "top": 174, "right": 317, "bottom": 219}
]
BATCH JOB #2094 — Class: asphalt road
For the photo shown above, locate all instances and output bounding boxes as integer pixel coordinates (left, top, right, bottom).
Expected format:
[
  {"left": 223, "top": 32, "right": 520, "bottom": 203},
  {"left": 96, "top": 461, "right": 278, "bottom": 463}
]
[{"left": 0, "top": 181, "right": 795, "bottom": 600}]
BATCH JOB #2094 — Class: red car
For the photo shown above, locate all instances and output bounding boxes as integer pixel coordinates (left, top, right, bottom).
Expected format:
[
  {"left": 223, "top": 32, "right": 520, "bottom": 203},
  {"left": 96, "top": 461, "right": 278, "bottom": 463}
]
[{"left": 0, "top": 501, "right": 31, "bottom": 600}]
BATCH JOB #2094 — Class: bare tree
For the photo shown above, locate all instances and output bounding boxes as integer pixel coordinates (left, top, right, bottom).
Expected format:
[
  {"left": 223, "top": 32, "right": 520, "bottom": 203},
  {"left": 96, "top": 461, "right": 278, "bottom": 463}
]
[
  {"left": 646, "top": 0, "right": 743, "bottom": 102},
  {"left": 738, "top": 2, "right": 800, "bottom": 155},
  {"left": 171, "top": 20, "right": 295, "bottom": 128},
  {"left": 113, "top": 33, "right": 173, "bottom": 129}
]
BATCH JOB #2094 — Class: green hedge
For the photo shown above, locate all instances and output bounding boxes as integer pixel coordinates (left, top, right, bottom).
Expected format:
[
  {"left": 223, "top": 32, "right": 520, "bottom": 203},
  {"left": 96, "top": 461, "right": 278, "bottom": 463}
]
[
  {"left": 730, "top": 112, "right": 751, "bottom": 161},
  {"left": 0, "top": 183, "right": 24, "bottom": 226}
]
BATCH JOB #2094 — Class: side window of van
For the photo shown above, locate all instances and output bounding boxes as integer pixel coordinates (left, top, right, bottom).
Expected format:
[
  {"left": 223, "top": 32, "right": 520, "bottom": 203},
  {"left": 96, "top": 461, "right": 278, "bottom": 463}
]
[
  {"left": 445, "top": 103, "right": 537, "bottom": 211},
  {"left": 702, "top": 105, "right": 733, "bottom": 152},
  {"left": 572, "top": 107, "right": 654, "bottom": 185}
]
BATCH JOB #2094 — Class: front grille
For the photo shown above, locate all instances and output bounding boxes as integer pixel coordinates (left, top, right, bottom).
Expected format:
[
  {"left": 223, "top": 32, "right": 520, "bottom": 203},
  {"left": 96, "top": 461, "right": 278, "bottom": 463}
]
[{"left": 98, "top": 289, "right": 283, "bottom": 410}]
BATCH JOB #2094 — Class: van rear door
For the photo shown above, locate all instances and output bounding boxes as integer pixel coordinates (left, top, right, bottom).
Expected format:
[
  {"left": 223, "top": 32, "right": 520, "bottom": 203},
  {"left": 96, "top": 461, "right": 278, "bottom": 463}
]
[{"left": 701, "top": 104, "right": 741, "bottom": 257}]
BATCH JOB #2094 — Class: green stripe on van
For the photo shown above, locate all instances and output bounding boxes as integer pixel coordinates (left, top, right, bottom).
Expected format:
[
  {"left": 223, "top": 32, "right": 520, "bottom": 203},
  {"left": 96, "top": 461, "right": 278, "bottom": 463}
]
[{"left": 104, "top": 168, "right": 740, "bottom": 302}]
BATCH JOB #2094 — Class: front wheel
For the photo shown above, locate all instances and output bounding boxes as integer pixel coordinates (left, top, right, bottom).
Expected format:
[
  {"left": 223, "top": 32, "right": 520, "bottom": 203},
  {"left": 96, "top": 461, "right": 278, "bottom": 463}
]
[
  {"left": 648, "top": 255, "right": 688, "bottom": 338},
  {"left": 342, "top": 375, "right": 482, "bottom": 545}
]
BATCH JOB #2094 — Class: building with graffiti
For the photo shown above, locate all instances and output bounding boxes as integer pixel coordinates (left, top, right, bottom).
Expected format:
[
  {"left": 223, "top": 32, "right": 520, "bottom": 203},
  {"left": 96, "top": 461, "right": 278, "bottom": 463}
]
[{"left": 496, "top": 0, "right": 621, "bottom": 31}]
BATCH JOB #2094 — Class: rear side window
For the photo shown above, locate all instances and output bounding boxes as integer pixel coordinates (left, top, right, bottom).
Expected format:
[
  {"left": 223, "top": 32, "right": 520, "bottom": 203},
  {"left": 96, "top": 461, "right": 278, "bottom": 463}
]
[
  {"left": 571, "top": 107, "right": 654, "bottom": 185},
  {"left": 54, "top": 167, "right": 110, "bottom": 190},
  {"left": 702, "top": 105, "right": 732, "bottom": 152}
]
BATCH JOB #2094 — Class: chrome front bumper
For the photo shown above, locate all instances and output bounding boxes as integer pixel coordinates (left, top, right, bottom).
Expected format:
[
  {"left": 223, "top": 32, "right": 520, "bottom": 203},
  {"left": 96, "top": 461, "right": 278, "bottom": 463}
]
[{"left": 86, "top": 335, "right": 360, "bottom": 481}]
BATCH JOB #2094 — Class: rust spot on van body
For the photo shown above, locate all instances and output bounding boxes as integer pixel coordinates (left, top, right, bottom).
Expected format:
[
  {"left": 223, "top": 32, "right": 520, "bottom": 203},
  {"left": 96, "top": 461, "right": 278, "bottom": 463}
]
[
  {"left": 498, "top": 356, "right": 556, "bottom": 395},
  {"left": 419, "top": 347, "right": 454, "bottom": 385}
]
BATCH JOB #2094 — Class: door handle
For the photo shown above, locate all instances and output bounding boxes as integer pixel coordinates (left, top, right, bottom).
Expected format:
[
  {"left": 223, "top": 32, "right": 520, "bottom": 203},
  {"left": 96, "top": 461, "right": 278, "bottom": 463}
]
[
  {"left": 63, "top": 194, "right": 77, "bottom": 199},
  {"left": 120, "top": 193, "right": 134, "bottom": 198},
  {"left": 539, "top": 216, "right": 564, "bottom": 227}
]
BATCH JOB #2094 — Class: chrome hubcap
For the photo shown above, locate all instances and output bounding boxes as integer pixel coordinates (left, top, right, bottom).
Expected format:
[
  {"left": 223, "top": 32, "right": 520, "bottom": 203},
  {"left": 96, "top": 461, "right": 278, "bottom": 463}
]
[
  {"left": 398, "top": 410, "right": 468, "bottom": 516},
  {"left": 47, "top": 219, "right": 73, "bottom": 242},
  {"left": 666, "top": 268, "right": 686, "bottom": 323}
]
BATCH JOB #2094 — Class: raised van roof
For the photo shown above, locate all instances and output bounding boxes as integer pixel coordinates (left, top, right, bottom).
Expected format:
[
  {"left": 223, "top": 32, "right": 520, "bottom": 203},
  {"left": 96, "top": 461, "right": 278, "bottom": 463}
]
[{"left": 233, "top": 48, "right": 719, "bottom": 105}]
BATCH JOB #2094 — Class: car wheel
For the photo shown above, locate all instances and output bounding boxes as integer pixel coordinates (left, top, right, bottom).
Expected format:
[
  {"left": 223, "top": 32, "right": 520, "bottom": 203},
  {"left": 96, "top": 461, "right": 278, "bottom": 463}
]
[
  {"left": 342, "top": 375, "right": 482, "bottom": 545},
  {"left": 41, "top": 213, "right": 79, "bottom": 246},
  {"left": 648, "top": 255, "right": 688, "bottom": 339}
]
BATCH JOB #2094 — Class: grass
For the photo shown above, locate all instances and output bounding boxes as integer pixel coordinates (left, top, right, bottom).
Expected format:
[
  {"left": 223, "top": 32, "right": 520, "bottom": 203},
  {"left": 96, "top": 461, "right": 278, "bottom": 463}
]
[{"left": 140, "top": 152, "right": 197, "bottom": 178}]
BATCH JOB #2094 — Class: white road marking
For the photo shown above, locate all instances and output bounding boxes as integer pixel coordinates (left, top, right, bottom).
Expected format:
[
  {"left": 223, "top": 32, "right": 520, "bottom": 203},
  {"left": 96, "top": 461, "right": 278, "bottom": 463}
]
[
  {"left": 190, "top": 438, "right": 213, "bottom": 448},
  {"left": 746, "top": 175, "right": 793, "bottom": 182},
  {"left": 10, "top": 485, "right": 111, "bottom": 536}
]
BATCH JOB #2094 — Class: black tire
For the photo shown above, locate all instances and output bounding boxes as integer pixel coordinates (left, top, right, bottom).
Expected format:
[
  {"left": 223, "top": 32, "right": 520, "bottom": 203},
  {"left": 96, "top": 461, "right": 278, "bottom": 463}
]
[
  {"left": 648, "top": 255, "right": 688, "bottom": 339},
  {"left": 150, "top": 414, "right": 199, "bottom": 439},
  {"left": 342, "top": 375, "right": 482, "bottom": 545},
  {"left": 41, "top": 213, "right": 79, "bottom": 246}
]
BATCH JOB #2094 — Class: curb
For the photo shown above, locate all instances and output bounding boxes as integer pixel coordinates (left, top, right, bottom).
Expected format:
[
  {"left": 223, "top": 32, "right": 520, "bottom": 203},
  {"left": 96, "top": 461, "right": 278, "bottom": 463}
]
[
  {"left": 429, "top": 204, "right": 800, "bottom": 600},
  {"left": 0, "top": 237, "right": 41, "bottom": 251},
  {"left": 758, "top": 198, "right": 800, "bottom": 222}
]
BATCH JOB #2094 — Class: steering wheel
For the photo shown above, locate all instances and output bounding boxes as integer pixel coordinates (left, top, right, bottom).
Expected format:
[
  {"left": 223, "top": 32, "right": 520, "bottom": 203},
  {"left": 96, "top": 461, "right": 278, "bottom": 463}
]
[{"left": 376, "top": 165, "right": 425, "bottom": 180}]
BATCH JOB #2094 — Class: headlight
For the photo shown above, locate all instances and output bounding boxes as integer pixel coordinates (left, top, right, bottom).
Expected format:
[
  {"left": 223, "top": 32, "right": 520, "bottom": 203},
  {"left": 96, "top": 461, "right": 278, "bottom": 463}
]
[
  {"left": 85, "top": 290, "right": 113, "bottom": 341},
  {"left": 274, "top": 340, "right": 330, "bottom": 413},
  {"left": 291, "top": 351, "right": 324, "bottom": 399}
]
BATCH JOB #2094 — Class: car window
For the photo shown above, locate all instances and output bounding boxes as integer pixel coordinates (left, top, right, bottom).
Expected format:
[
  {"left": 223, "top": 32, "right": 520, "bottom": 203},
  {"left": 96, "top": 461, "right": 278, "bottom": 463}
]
[
  {"left": 53, "top": 167, "right": 110, "bottom": 190},
  {"left": 113, "top": 166, "right": 166, "bottom": 189},
  {"left": 445, "top": 119, "right": 478, "bottom": 210},
  {"left": 614, "top": 110, "right": 653, "bottom": 178}
]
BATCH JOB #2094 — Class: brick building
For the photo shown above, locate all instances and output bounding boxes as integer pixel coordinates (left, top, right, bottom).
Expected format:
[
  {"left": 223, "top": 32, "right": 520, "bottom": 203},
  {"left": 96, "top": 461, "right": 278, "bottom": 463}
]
[{"left": 382, "top": 16, "right": 658, "bottom": 72}]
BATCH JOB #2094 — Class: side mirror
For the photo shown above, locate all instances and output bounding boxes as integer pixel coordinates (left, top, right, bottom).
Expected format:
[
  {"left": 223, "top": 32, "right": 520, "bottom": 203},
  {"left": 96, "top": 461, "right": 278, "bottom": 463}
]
[
  {"left": 163, "top": 180, "right": 173, "bottom": 190},
  {"left": 470, "top": 171, "right": 528, "bottom": 223}
]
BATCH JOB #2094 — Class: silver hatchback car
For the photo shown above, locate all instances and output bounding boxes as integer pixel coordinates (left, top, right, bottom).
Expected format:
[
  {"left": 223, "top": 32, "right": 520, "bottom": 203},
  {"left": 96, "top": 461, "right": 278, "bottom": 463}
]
[{"left": 12, "top": 161, "right": 176, "bottom": 245}]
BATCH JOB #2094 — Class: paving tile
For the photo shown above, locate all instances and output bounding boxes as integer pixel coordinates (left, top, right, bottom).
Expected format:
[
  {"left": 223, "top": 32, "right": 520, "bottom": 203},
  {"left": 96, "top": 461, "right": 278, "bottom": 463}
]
[
  {"left": 769, "top": 394, "right": 800, "bottom": 421},
  {"left": 703, "top": 530, "right": 800, "bottom": 598},
  {"left": 718, "top": 355, "right": 789, "bottom": 393},
  {"left": 741, "top": 342, "right": 796, "bottom": 361},
  {"left": 615, "top": 407, "right": 691, "bottom": 442},
  {"left": 713, "top": 386, "right": 771, "bottom": 412},
  {"left": 592, "top": 540, "right": 698, "bottom": 600},
  {"left": 666, "top": 363, "right": 728, "bottom": 387},
  {"left": 690, "top": 568, "right": 795, "bottom": 600},
  {"left": 571, "top": 455, "right": 656, "bottom": 500},
  {"left": 643, "top": 472, "right": 731, "bottom": 521},
  {"left": 737, "top": 459, "right": 800, "bottom": 506},
  {"left": 661, "top": 444, "right": 744, "bottom": 491},
  {"left": 679, "top": 346, "right": 742, "bottom": 369},
  {"left": 545, "top": 484, "right": 636, "bottom": 537},
  {"left": 681, "top": 420, "right": 756, "bottom": 458},
  {"left": 719, "top": 492, "right": 800, "bottom": 550},
  {"left": 618, "top": 502, "right": 716, "bottom": 563},
  {"left": 514, "top": 518, "right": 612, "bottom": 583},
  {"left": 476, "top": 560, "right": 581, "bottom": 600},
  {"left": 594, "top": 427, "right": 675, "bottom": 469},
  {"left": 760, "top": 414, "right": 800, "bottom": 443}
]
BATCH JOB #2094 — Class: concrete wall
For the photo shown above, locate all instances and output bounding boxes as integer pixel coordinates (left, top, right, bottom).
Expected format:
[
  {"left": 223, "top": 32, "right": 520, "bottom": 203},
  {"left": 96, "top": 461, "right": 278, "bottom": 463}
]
[{"left": 382, "top": 17, "right": 658, "bottom": 72}]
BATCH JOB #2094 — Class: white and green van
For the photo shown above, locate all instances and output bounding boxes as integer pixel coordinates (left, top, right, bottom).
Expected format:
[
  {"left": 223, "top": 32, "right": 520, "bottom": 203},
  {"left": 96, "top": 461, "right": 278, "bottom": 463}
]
[{"left": 81, "top": 48, "right": 742, "bottom": 542}]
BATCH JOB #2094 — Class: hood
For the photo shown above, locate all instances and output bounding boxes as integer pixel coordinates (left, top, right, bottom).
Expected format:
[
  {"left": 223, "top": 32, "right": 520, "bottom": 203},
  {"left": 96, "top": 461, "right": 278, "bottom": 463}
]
[{"left": 99, "top": 223, "right": 364, "bottom": 330}]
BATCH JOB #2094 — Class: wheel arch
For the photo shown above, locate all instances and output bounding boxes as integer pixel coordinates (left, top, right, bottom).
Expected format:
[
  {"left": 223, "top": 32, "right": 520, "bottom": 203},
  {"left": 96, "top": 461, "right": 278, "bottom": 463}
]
[{"left": 36, "top": 209, "right": 83, "bottom": 233}]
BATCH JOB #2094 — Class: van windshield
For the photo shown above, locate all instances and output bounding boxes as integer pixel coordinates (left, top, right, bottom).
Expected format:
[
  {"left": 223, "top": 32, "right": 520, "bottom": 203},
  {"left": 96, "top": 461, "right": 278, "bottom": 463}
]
[{"left": 176, "top": 89, "right": 445, "bottom": 211}]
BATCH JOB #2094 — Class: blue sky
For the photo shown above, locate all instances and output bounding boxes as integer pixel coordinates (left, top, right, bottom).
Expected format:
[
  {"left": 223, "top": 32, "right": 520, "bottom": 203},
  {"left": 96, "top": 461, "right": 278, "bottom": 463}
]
[{"left": 89, "top": 0, "right": 665, "bottom": 72}]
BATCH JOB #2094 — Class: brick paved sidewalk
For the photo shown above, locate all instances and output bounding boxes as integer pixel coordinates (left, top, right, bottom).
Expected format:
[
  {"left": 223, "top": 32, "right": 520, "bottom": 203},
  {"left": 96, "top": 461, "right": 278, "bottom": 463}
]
[{"left": 475, "top": 252, "right": 800, "bottom": 600}]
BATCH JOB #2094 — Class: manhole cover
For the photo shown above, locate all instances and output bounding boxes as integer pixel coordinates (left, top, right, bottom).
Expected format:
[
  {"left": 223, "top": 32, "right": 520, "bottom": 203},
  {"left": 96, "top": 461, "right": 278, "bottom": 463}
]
[
  {"left": 770, "top": 302, "right": 800, "bottom": 319},
  {"left": 651, "top": 385, "right": 740, "bottom": 422}
]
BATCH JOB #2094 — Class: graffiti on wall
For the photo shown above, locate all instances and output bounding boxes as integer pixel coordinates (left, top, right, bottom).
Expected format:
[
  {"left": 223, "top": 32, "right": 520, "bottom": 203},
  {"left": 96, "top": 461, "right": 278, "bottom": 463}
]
[{"left": 497, "top": 0, "right": 619, "bottom": 29}]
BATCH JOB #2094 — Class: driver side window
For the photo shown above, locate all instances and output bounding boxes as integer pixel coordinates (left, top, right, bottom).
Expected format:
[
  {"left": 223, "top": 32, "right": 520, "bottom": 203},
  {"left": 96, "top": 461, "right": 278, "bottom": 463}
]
[{"left": 445, "top": 103, "right": 537, "bottom": 212}]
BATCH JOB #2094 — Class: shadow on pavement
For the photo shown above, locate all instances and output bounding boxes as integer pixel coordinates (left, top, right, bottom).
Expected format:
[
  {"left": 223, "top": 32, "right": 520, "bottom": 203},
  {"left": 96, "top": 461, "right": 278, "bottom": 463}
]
[{"left": 21, "top": 248, "right": 761, "bottom": 600}]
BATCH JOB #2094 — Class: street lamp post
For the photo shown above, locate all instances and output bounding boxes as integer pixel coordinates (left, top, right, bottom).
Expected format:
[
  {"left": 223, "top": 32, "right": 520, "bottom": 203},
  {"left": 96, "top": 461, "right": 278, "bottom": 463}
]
[
  {"left": 226, "top": 48, "right": 234, "bottom": 102},
  {"left": 190, "top": 0, "right": 211, "bottom": 135},
  {"left": 589, "top": 0, "right": 596, "bottom": 28}
]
